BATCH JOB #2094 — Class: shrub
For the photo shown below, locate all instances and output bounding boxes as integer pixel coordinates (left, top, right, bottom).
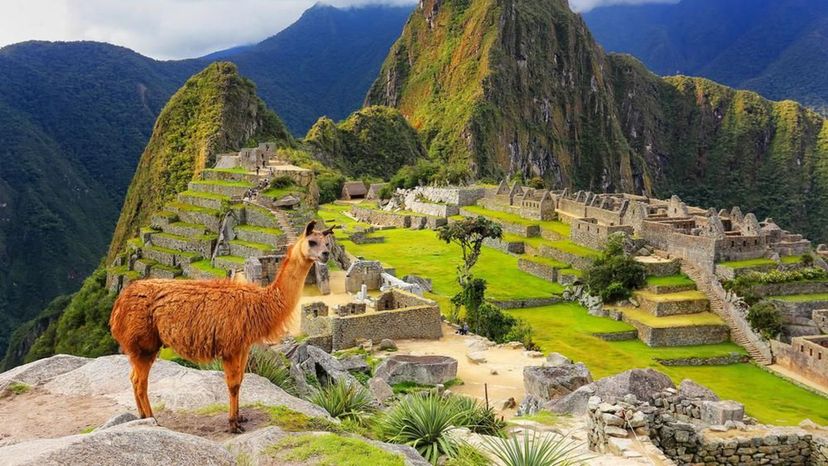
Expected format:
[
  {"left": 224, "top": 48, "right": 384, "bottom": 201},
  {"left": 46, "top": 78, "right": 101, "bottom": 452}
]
[
  {"left": 310, "top": 379, "right": 374, "bottom": 422},
  {"left": 483, "top": 430, "right": 588, "bottom": 466},
  {"left": 379, "top": 393, "right": 463, "bottom": 463},
  {"left": 584, "top": 233, "right": 645, "bottom": 303},
  {"left": 746, "top": 301, "right": 783, "bottom": 340},
  {"left": 723, "top": 267, "right": 828, "bottom": 304},
  {"left": 317, "top": 171, "right": 345, "bottom": 204},
  {"left": 450, "top": 395, "right": 506, "bottom": 437},
  {"left": 527, "top": 176, "right": 545, "bottom": 189},
  {"left": 269, "top": 176, "right": 294, "bottom": 189},
  {"left": 802, "top": 254, "right": 814, "bottom": 267}
]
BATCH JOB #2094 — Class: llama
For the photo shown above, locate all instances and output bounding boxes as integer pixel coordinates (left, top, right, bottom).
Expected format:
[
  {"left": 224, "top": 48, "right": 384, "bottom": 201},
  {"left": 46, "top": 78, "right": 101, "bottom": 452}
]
[{"left": 110, "top": 220, "right": 333, "bottom": 432}]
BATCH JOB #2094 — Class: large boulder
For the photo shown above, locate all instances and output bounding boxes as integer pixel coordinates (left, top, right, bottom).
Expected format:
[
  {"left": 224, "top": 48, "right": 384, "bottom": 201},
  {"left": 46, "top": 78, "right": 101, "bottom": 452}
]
[
  {"left": 286, "top": 343, "right": 359, "bottom": 388},
  {"left": 678, "top": 379, "right": 719, "bottom": 401},
  {"left": 523, "top": 364, "right": 592, "bottom": 402},
  {"left": 0, "top": 354, "right": 91, "bottom": 392},
  {"left": 375, "top": 355, "right": 457, "bottom": 385},
  {"left": 0, "top": 419, "right": 233, "bottom": 466},
  {"left": 41, "top": 355, "right": 329, "bottom": 419},
  {"left": 547, "top": 368, "right": 674, "bottom": 415},
  {"left": 368, "top": 377, "right": 395, "bottom": 404}
]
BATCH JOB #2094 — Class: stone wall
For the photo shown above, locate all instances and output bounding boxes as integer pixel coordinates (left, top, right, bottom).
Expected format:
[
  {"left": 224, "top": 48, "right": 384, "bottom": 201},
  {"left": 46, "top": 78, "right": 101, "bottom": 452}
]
[
  {"left": 528, "top": 244, "right": 594, "bottom": 270},
  {"left": 518, "top": 259, "right": 558, "bottom": 282},
  {"left": 408, "top": 200, "right": 459, "bottom": 217},
  {"left": 569, "top": 218, "right": 633, "bottom": 249},
  {"left": 459, "top": 208, "right": 540, "bottom": 237},
  {"left": 488, "top": 296, "right": 562, "bottom": 309},
  {"left": 330, "top": 303, "right": 442, "bottom": 351},
  {"left": 412, "top": 186, "right": 486, "bottom": 206},
  {"left": 655, "top": 353, "right": 749, "bottom": 366},
  {"left": 626, "top": 320, "right": 730, "bottom": 347},
  {"left": 750, "top": 280, "right": 828, "bottom": 297},
  {"left": 483, "top": 237, "right": 525, "bottom": 254},
  {"left": 771, "top": 336, "right": 828, "bottom": 387},
  {"left": 351, "top": 205, "right": 412, "bottom": 228}
]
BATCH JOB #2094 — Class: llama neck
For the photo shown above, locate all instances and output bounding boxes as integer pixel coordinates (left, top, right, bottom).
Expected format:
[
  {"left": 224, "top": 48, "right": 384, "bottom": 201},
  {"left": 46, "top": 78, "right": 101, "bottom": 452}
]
[{"left": 263, "top": 244, "right": 314, "bottom": 326}]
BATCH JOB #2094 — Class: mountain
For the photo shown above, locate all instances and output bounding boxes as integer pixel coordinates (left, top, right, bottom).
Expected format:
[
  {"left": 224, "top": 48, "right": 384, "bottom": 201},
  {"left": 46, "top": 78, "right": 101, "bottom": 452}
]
[
  {"left": 367, "top": 0, "right": 828, "bottom": 243},
  {"left": 216, "top": 3, "right": 414, "bottom": 135},
  {"left": 0, "top": 4, "right": 410, "bottom": 357},
  {"left": 583, "top": 0, "right": 828, "bottom": 114},
  {"left": 2, "top": 62, "right": 293, "bottom": 367}
]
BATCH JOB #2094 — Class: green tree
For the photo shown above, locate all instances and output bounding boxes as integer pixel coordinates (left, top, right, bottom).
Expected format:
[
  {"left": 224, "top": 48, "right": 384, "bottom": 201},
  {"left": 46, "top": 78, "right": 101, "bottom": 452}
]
[
  {"left": 747, "top": 301, "right": 783, "bottom": 340},
  {"left": 437, "top": 217, "right": 502, "bottom": 282},
  {"left": 584, "top": 233, "right": 646, "bottom": 302}
]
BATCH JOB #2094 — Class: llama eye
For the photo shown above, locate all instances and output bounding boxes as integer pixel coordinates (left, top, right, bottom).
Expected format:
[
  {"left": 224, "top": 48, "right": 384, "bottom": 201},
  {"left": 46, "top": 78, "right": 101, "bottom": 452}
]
[{"left": 308, "top": 240, "right": 318, "bottom": 247}]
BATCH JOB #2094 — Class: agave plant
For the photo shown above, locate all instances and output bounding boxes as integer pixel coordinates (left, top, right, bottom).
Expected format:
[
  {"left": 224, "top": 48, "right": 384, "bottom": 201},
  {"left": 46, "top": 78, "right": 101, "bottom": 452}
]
[
  {"left": 378, "top": 392, "right": 465, "bottom": 463},
  {"left": 449, "top": 394, "right": 506, "bottom": 437},
  {"left": 246, "top": 346, "right": 296, "bottom": 395},
  {"left": 310, "top": 379, "right": 374, "bottom": 422},
  {"left": 483, "top": 430, "right": 588, "bottom": 466}
]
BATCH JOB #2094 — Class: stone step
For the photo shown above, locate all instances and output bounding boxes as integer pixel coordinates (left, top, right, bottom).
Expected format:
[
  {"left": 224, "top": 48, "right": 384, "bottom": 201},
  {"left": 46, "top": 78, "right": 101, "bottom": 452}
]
[
  {"left": 162, "top": 221, "right": 208, "bottom": 238},
  {"left": 148, "top": 232, "right": 216, "bottom": 258},
  {"left": 633, "top": 290, "right": 709, "bottom": 317},
  {"left": 617, "top": 308, "right": 730, "bottom": 347},
  {"left": 167, "top": 202, "right": 221, "bottom": 232},
  {"left": 177, "top": 191, "right": 229, "bottom": 211},
  {"left": 243, "top": 203, "right": 281, "bottom": 230},
  {"left": 229, "top": 239, "right": 277, "bottom": 258},
  {"left": 150, "top": 211, "right": 179, "bottom": 230},
  {"left": 188, "top": 180, "right": 253, "bottom": 198},
  {"left": 214, "top": 255, "right": 247, "bottom": 272},
  {"left": 200, "top": 168, "right": 259, "bottom": 183},
  {"left": 183, "top": 259, "right": 229, "bottom": 279},
  {"left": 143, "top": 245, "right": 202, "bottom": 267},
  {"left": 132, "top": 258, "right": 182, "bottom": 279},
  {"left": 234, "top": 225, "right": 285, "bottom": 246}
]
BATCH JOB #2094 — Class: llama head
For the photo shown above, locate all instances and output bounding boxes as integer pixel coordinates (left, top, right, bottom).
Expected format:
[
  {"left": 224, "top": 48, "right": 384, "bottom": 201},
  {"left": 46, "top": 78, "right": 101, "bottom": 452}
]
[{"left": 297, "top": 220, "right": 334, "bottom": 264}]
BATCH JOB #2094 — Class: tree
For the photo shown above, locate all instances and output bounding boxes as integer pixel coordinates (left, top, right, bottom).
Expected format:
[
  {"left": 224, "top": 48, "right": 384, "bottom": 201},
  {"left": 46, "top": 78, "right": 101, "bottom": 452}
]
[
  {"left": 584, "top": 233, "right": 646, "bottom": 302},
  {"left": 747, "top": 300, "right": 783, "bottom": 340},
  {"left": 437, "top": 216, "right": 503, "bottom": 282}
]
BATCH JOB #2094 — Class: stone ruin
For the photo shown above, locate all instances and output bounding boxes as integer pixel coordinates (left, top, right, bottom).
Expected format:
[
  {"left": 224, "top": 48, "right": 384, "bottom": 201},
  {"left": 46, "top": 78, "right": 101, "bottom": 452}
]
[
  {"left": 344, "top": 260, "right": 384, "bottom": 293},
  {"left": 300, "top": 288, "right": 442, "bottom": 352}
]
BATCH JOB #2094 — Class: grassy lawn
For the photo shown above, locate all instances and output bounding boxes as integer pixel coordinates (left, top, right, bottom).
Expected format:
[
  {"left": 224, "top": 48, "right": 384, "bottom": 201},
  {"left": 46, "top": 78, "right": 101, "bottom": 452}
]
[
  {"left": 508, "top": 303, "right": 828, "bottom": 424},
  {"left": 646, "top": 274, "right": 695, "bottom": 287},
  {"left": 204, "top": 167, "right": 248, "bottom": 174},
  {"left": 634, "top": 290, "right": 708, "bottom": 302},
  {"left": 462, "top": 205, "right": 571, "bottom": 237},
  {"left": 619, "top": 307, "right": 725, "bottom": 328},
  {"left": 191, "top": 180, "right": 253, "bottom": 188},
  {"left": 780, "top": 255, "right": 806, "bottom": 264},
  {"left": 179, "top": 190, "right": 230, "bottom": 201},
  {"left": 769, "top": 293, "right": 828, "bottom": 302},
  {"left": 235, "top": 224, "right": 284, "bottom": 235},
  {"left": 190, "top": 259, "right": 226, "bottom": 277},
  {"left": 718, "top": 258, "right": 777, "bottom": 268}
]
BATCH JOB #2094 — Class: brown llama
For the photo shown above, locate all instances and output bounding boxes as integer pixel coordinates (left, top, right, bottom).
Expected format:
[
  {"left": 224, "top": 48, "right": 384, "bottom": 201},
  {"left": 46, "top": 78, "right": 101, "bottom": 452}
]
[{"left": 110, "top": 220, "right": 333, "bottom": 433}]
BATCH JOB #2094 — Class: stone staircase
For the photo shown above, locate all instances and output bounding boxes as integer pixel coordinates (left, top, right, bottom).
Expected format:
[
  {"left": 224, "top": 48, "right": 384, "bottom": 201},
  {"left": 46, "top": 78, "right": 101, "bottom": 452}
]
[{"left": 682, "top": 262, "right": 773, "bottom": 365}]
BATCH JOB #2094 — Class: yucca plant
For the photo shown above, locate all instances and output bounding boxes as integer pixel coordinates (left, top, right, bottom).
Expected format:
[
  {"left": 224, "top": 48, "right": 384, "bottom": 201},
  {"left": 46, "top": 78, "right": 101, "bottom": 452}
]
[
  {"left": 246, "top": 346, "right": 296, "bottom": 395},
  {"left": 378, "top": 392, "right": 465, "bottom": 463},
  {"left": 483, "top": 430, "right": 588, "bottom": 466},
  {"left": 310, "top": 379, "right": 374, "bottom": 422},
  {"left": 450, "top": 395, "right": 506, "bottom": 437}
]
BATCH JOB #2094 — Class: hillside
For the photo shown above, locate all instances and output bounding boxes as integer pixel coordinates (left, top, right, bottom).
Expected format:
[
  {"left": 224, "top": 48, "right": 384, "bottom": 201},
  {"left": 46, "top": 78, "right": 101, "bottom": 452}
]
[
  {"left": 367, "top": 0, "right": 828, "bottom": 243},
  {"left": 583, "top": 0, "right": 828, "bottom": 114},
  {"left": 0, "top": 4, "right": 409, "bottom": 358},
  {"left": 2, "top": 62, "right": 293, "bottom": 368}
]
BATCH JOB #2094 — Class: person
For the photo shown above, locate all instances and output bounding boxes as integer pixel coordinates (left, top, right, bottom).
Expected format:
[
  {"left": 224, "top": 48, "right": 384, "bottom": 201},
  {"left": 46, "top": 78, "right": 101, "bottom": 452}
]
[{"left": 462, "top": 322, "right": 469, "bottom": 335}]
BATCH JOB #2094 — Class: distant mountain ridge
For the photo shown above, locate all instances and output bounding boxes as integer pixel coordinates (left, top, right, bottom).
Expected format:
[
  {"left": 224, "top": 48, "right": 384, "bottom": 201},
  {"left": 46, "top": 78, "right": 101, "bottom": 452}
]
[
  {"left": 0, "top": 4, "right": 411, "bottom": 356},
  {"left": 583, "top": 0, "right": 828, "bottom": 114}
]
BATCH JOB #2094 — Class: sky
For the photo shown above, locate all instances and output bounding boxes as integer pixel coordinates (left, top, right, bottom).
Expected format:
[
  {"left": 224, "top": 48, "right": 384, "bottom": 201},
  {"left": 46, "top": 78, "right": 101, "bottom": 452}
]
[{"left": 0, "top": 0, "right": 678, "bottom": 60}]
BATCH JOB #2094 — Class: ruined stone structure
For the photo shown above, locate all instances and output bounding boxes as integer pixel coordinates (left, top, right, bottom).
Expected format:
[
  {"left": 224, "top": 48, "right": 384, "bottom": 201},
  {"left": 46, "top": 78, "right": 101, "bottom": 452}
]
[
  {"left": 300, "top": 289, "right": 442, "bottom": 351},
  {"left": 341, "top": 181, "right": 367, "bottom": 200},
  {"left": 772, "top": 335, "right": 828, "bottom": 387}
]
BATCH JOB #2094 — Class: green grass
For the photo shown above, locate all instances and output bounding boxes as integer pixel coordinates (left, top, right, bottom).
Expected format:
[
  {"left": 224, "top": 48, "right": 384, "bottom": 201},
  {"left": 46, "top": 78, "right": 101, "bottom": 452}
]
[
  {"left": 235, "top": 224, "right": 284, "bottom": 235},
  {"left": 190, "top": 260, "right": 227, "bottom": 277},
  {"left": 191, "top": 180, "right": 253, "bottom": 188},
  {"left": 646, "top": 274, "right": 695, "bottom": 287},
  {"left": 768, "top": 293, "right": 828, "bottom": 302},
  {"left": 7, "top": 381, "right": 31, "bottom": 395},
  {"left": 145, "top": 245, "right": 201, "bottom": 260},
  {"left": 216, "top": 255, "right": 246, "bottom": 264},
  {"left": 634, "top": 290, "right": 708, "bottom": 302},
  {"left": 780, "top": 255, "right": 805, "bottom": 264},
  {"left": 167, "top": 201, "right": 220, "bottom": 216},
  {"left": 521, "top": 255, "right": 569, "bottom": 269},
  {"left": 268, "top": 433, "right": 405, "bottom": 466},
  {"left": 618, "top": 307, "right": 725, "bottom": 328},
  {"left": 510, "top": 410, "right": 561, "bottom": 426},
  {"left": 507, "top": 303, "right": 828, "bottom": 424},
  {"left": 167, "top": 221, "right": 207, "bottom": 232},
  {"left": 229, "top": 239, "right": 276, "bottom": 251},
  {"left": 261, "top": 184, "right": 306, "bottom": 200},
  {"left": 179, "top": 190, "right": 230, "bottom": 201},
  {"left": 462, "top": 205, "right": 571, "bottom": 237},
  {"left": 260, "top": 404, "right": 339, "bottom": 432},
  {"left": 205, "top": 167, "right": 249, "bottom": 174},
  {"left": 718, "top": 258, "right": 777, "bottom": 268}
]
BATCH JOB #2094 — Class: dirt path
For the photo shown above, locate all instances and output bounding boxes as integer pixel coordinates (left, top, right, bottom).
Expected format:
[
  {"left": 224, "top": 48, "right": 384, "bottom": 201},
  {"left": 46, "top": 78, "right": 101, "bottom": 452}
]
[{"left": 394, "top": 323, "right": 544, "bottom": 418}]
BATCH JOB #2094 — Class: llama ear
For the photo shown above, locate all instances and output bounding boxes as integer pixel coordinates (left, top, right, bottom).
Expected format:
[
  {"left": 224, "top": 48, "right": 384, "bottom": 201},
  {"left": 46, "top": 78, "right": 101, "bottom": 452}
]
[{"left": 304, "top": 220, "right": 317, "bottom": 237}]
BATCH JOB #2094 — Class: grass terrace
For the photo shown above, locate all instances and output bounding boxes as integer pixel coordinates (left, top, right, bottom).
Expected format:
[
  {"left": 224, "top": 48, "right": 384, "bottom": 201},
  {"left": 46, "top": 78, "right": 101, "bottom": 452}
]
[
  {"left": 618, "top": 307, "right": 724, "bottom": 328},
  {"left": 462, "top": 205, "right": 571, "bottom": 236},
  {"left": 235, "top": 224, "right": 284, "bottom": 235},
  {"left": 521, "top": 255, "right": 569, "bottom": 269},
  {"left": 768, "top": 293, "right": 828, "bottom": 302},
  {"left": 646, "top": 274, "right": 695, "bottom": 287},
  {"left": 179, "top": 190, "right": 230, "bottom": 201},
  {"left": 192, "top": 180, "right": 253, "bottom": 188},
  {"left": 634, "top": 290, "right": 708, "bottom": 302},
  {"left": 190, "top": 259, "right": 227, "bottom": 277},
  {"left": 204, "top": 167, "right": 249, "bottom": 174},
  {"left": 718, "top": 258, "right": 777, "bottom": 268},
  {"left": 168, "top": 201, "right": 220, "bottom": 216}
]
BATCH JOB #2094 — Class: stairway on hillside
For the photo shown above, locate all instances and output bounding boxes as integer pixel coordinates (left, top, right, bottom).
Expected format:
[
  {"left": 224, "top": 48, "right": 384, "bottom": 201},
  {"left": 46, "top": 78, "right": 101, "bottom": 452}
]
[{"left": 681, "top": 262, "right": 773, "bottom": 365}]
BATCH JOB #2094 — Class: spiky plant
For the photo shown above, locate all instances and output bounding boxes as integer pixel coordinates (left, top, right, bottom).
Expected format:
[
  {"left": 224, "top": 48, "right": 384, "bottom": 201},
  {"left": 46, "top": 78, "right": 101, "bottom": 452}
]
[
  {"left": 310, "top": 379, "right": 374, "bottom": 422},
  {"left": 378, "top": 392, "right": 465, "bottom": 463},
  {"left": 246, "top": 346, "right": 296, "bottom": 395},
  {"left": 483, "top": 430, "right": 588, "bottom": 466},
  {"left": 450, "top": 395, "right": 506, "bottom": 437}
]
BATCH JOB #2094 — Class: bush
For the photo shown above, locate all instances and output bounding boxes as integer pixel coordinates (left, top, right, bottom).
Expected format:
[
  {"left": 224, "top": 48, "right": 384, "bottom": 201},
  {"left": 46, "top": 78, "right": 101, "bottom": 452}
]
[
  {"left": 450, "top": 395, "right": 506, "bottom": 437},
  {"left": 746, "top": 301, "right": 783, "bottom": 340},
  {"left": 527, "top": 176, "right": 545, "bottom": 189},
  {"left": 388, "top": 159, "right": 441, "bottom": 189},
  {"left": 269, "top": 176, "right": 294, "bottom": 189},
  {"left": 584, "top": 234, "right": 645, "bottom": 303},
  {"left": 310, "top": 379, "right": 375, "bottom": 422},
  {"left": 379, "top": 392, "right": 463, "bottom": 463},
  {"left": 317, "top": 171, "right": 345, "bottom": 204},
  {"left": 723, "top": 267, "right": 828, "bottom": 304},
  {"left": 483, "top": 430, "right": 588, "bottom": 466}
]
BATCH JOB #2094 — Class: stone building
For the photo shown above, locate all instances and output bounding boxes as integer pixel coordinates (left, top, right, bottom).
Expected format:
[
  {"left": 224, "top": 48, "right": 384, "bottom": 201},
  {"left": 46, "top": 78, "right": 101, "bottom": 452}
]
[{"left": 341, "top": 181, "right": 367, "bottom": 200}]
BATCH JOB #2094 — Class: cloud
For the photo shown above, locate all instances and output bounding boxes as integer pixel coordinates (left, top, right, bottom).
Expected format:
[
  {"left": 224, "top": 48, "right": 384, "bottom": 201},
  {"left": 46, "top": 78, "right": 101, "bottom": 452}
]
[
  {"left": 0, "top": 0, "right": 416, "bottom": 60},
  {"left": 569, "top": 0, "right": 679, "bottom": 13}
]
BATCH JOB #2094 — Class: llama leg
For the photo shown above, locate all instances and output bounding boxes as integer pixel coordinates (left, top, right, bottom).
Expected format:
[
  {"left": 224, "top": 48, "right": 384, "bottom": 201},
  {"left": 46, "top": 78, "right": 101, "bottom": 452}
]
[
  {"left": 130, "top": 352, "right": 157, "bottom": 419},
  {"left": 128, "top": 363, "right": 146, "bottom": 418},
  {"left": 222, "top": 350, "right": 249, "bottom": 433}
]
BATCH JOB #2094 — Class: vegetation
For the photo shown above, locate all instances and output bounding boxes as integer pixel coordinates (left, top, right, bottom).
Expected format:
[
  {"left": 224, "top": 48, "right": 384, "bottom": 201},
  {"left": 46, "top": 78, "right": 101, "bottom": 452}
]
[
  {"left": 584, "top": 234, "right": 646, "bottom": 302},
  {"left": 645, "top": 274, "right": 695, "bottom": 288},
  {"left": 7, "top": 381, "right": 31, "bottom": 395},
  {"left": 483, "top": 430, "right": 588, "bottom": 466},
  {"left": 246, "top": 346, "right": 296, "bottom": 395},
  {"left": 437, "top": 216, "right": 503, "bottom": 282},
  {"left": 309, "top": 380, "right": 375, "bottom": 422},
  {"left": 746, "top": 301, "right": 783, "bottom": 340},
  {"left": 270, "top": 433, "right": 404, "bottom": 466},
  {"left": 305, "top": 106, "right": 426, "bottom": 178},
  {"left": 723, "top": 267, "right": 828, "bottom": 303}
]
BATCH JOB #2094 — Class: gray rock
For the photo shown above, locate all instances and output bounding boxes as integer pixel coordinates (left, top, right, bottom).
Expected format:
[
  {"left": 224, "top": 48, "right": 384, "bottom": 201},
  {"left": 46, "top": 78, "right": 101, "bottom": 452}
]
[
  {"left": 701, "top": 400, "right": 745, "bottom": 425},
  {"left": 523, "top": 363, "right": 592, "bottom": 402},
  {"left": 466, "top": 352, "right": 487, "bottom": 364},
  {"left": 678, "top": 379, "right": 719, "bottom": 401},
  {"left": 0, "top": 424, "right": 233, "bottom": 466},
  {"left": 338, "top": 355, "right": 370, "bottom": 374},
  {"left": 604, "top": 426, "right": 629, "bottom": 438},
  {"left": 288, "top": 343, "right": 359, "bottom": 389},
  {"left": 375, "top": 355, "right": 457, "bottom": 385},
  {"left": 368, "top": 377, "right": 395, "bottom": 404},
  {"left": 96, "top": 412, "right": 138, "bottom": 431},
  {"left": 403, "top": 275, "right": 433, "bottom": 293},
  {"left": 544, "top": 352, "right": 572, "bottom": 367},
  {"left": 522, "top": 350, "right": 544, "bottom": 358},
  {"left": 42, "top": 355, "right": 330, "bottom": 419},
  {"left": 379, "top": 339, "right": 398, "bottom": 351},
  {"left": 0, "top": 354, "right": 91, "bottom": 392},
  {"left": 547, "top": 368, "right": 674, "bottom": 415},
  {"left": 516, "top": 395, "right": 543, "bottom": 416}
]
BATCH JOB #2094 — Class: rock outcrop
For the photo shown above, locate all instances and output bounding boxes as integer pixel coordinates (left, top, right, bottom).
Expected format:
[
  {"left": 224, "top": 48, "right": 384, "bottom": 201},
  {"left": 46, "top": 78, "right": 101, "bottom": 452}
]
[
  {"left": 547, "top": 368, "right": 675, "bottom": 415},
  {"left": 375, "top": 355, "right": 458, "bottom": 385},
  {"left": 523, "top": 363, "right": 593, "bottom": 401}
]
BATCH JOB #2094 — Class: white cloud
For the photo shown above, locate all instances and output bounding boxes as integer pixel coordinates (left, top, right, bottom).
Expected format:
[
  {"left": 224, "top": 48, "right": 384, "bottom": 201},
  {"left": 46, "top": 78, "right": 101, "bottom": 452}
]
[
  {"left": 0, "top": 0, "right": 416, "bottom": 60},
  {"left": 569, "top": 0, "right": 679, "bottom": 13}
]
